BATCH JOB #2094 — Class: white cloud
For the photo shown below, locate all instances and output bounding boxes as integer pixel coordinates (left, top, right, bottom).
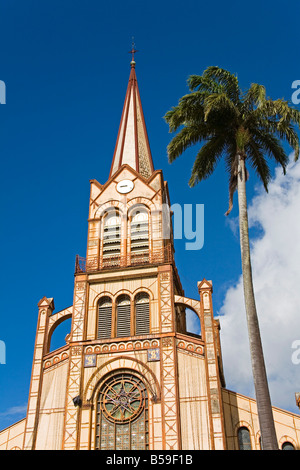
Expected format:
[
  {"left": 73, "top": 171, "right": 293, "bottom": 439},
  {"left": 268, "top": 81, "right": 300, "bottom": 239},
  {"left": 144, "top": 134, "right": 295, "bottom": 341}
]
[
  {"left": 0, "top": 405, "right": 27, "bottom": 418},
  {"left": 218, "top": 157, "right": 300, "bottom": 414}
]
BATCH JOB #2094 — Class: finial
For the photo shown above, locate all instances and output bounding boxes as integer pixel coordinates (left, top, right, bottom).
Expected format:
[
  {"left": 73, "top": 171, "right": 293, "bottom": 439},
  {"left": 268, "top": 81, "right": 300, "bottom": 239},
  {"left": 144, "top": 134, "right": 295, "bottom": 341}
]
[{"left": 129, "top": 37, "right": 138, "bottom": 67}]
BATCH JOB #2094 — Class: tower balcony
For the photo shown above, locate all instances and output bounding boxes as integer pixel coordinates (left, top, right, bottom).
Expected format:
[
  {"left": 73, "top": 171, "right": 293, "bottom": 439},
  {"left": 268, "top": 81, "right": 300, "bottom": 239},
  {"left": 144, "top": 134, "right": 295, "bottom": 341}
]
[{"left": 75, "top": 245, "right": 174, "bottom": 274}]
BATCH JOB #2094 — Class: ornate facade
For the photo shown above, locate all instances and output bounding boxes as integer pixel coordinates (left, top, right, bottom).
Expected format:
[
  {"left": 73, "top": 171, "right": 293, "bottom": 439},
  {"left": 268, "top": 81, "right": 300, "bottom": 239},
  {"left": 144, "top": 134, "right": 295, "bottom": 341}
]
[{"left": 1, "top": 58, "right": 300, "bottom": 450}]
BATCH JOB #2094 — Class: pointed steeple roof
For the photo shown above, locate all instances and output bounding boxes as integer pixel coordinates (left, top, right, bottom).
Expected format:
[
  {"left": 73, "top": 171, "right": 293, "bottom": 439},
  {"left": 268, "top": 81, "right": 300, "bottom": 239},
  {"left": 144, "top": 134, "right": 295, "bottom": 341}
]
[{"left": 109, "top": 58, "right": 154, "bottom": 179}]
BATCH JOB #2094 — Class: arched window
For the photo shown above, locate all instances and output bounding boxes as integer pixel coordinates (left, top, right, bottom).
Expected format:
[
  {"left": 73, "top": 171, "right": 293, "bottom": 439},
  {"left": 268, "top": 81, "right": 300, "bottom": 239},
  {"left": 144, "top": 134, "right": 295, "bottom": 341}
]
[
  {"left": 48, "top": 317, "right": 72, "bottom": 352},
  {"left": 135, "top": 293, "right": 150, "bottom": 335},
  {"left": 95, "top": 371, "right": 149, "bottom": 450},
  {"left": 185, "top": 306, "right": 201, "bottom": 336},
  {"left": 130, "top": 207, "right": 149, "bottom": 264},
  {"left": 102, "top": 210, "right": 121, "bottom": 267},
  {"left": 238, "top": 426, "right": 251, "bottom": 450},
  {"left": 97, "top": 297, "right": 112, "bottom": 339},
  {"left": 282, "top": 441, "right": 295, "bottom": 450},
  {"left": 116, "top": 295, "right": 131, "bottom": 337}
]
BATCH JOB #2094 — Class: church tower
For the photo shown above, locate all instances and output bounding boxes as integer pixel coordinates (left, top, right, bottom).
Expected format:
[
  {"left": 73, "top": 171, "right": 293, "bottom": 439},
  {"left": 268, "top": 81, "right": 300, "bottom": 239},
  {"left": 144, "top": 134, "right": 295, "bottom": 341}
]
[
  {"left": 21, "top": 56, "right": 227, "bottom": 451},
  {"left": 2, "top": 53, "right": 300, "bottom": 452}
]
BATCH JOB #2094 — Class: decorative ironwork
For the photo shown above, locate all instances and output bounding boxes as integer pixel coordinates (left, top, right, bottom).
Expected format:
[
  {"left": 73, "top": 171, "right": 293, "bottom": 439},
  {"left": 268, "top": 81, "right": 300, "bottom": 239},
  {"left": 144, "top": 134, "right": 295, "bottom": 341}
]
[{"left": 75, "top": 245, "right": 173, "bottom": 274}]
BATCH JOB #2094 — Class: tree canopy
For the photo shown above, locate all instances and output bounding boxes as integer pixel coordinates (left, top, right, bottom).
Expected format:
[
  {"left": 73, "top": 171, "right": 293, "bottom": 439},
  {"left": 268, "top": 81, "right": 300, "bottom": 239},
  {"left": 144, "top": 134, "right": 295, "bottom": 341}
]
[{"left": 164, "top": 66, "right": 300, "bottom": 214}]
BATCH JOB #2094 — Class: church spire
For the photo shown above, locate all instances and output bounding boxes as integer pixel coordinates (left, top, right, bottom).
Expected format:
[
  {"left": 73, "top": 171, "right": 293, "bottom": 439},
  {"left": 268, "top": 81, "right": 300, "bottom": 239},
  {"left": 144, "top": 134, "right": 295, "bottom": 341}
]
[{"left": 109, "top": 49, "right": 154, "bottom": 179}]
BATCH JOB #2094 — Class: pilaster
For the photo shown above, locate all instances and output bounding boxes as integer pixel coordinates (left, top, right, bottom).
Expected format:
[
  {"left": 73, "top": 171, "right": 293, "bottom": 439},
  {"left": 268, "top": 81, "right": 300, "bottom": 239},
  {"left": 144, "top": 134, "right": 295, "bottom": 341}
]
[
  {"left": 198, "top": 279, "right": 226, "bottom": 450},
  {"left": 23, "top": 297, "right": 55, "bottom": 450},
  {"left": 62, "top": 276, "right": 87, "bottom": 449},
  {"left": 158, "top": 266, "right": 181, "bottom": 449}
]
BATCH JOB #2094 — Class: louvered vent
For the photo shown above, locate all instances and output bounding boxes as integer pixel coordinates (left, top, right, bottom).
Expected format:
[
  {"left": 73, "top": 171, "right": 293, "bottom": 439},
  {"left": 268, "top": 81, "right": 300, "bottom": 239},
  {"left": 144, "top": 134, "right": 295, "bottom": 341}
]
[
  {"left": 131, "top": 209, "right": 149, "bottom": 261},
  {"left": 102, "top": 211, "right": 121, "bottom": 267},
  {"left": 116, "top": 295, "right": 131, "bottom": 337},
  {"left": 98, "top": 297, "right": 112, "bottom": 339},
  {"left": 135, "top": 293, "right": 150, "bottom": 335}
]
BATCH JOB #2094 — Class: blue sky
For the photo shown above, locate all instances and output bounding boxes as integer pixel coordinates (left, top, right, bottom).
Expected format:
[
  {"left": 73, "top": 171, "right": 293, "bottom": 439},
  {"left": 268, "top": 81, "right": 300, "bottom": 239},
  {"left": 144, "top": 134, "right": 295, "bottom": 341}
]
[{"left": 1, "top": 0, "right": 300, "bottom": 430}]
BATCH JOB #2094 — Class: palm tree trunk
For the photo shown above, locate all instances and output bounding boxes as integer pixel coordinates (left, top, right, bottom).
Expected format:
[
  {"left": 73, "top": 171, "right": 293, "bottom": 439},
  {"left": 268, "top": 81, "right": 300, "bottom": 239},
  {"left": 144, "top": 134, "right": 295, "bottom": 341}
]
[{"left": 237, "top": 153, "right": 278, "bottom": 450}]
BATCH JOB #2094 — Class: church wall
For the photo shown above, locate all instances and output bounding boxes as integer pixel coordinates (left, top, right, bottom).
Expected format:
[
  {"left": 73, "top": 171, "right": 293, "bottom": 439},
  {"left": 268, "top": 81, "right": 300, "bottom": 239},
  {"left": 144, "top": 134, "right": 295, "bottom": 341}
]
[
  {"left": 87, "top": 168, "right": 167, "bottom": 269},
  {"left": 177, "top": 349, "right": 211, "bottom": 450},
  {"left": 89, "top": 167, "right": 160, "bottom": 217},
  {"left": 34, "top": 360, "right": 69, "bottom": 450},
  {"left": 86, "top": 268, "right": 160, "bottom": 340},
  {"left": 69, "top": 260, "right": 177, "bottom": 450},
  {"left": 79, "top": 349, "right": 163, "bottom": 449},
  {"left": 222, "top": 389, "right": 300, "bottom": 450},
  {"left": 0, "top": 418, "right": 25, "bottom": 450}
]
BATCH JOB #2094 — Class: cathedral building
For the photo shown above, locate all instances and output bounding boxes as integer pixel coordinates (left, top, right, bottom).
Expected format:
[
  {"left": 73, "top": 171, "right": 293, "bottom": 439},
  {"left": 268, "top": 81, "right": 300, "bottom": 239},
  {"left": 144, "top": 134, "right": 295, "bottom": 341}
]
[{"left": 1, "top": 57, "right": 300, "bottom": 451}]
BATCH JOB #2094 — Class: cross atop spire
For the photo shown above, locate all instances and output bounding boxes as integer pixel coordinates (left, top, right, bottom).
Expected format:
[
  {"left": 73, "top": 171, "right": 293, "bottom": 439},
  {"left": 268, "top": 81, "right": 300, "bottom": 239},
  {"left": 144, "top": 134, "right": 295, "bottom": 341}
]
[
  {"left": 129, "top": 37, "right": 138, "bottom": 67},
  {"left": 109, "top": 50, "right": 155, "bottom": 179}
]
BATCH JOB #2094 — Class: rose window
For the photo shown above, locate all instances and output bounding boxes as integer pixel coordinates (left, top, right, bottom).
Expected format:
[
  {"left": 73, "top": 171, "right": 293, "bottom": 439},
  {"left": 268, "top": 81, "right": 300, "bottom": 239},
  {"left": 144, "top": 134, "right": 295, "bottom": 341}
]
[{"left": 96, "top": 372, "right": 149, "bottom": 450}]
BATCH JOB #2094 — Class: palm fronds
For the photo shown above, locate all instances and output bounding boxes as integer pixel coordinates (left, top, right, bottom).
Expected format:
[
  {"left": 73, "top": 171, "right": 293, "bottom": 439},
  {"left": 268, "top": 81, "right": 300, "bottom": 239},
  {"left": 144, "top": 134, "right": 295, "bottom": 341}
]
[{"left": 164, "top": 66, "right": 300, "bottom": 211}]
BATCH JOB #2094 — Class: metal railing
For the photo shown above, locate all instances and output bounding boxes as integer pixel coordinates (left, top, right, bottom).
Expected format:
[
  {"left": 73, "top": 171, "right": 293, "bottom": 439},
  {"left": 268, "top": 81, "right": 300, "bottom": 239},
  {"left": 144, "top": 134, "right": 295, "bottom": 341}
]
[{"left": 75, "top": 245, "right": 173, "bottom": 274}]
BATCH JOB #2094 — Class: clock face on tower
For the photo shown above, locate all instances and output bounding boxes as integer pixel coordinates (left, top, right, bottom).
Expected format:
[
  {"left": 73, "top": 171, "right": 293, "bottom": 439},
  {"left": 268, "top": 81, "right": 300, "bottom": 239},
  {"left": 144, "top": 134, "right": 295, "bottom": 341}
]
[{"left": 116, "top": 179, "right": 134, "bottom": 194}]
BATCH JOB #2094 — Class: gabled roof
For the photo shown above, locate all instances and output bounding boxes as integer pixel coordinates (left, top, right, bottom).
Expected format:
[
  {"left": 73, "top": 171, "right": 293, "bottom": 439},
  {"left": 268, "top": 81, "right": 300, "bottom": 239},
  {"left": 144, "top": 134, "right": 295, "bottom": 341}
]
[{"left": 109, "top": 60, "right": 154, "bottom": 179}]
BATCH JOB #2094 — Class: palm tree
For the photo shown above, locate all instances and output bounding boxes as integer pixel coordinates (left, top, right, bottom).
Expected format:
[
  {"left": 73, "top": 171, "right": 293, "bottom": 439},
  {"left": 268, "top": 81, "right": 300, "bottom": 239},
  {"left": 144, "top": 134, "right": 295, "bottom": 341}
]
[{"left": 164, "top": 66, "right": 300, "bottom": 450}]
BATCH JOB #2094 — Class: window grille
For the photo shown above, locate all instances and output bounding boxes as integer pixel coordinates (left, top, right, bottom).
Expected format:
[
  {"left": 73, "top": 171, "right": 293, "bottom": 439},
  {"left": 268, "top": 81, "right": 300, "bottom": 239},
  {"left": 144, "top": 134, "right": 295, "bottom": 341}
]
[
  {"left": 116, "top": 295, "right": 131, "bottom": 337},
  {"left": 97, "top": 297, "right": 112, "bottom": 339},
  {"left": 135, "top": 293, "right": 150, "bottom": 335}
]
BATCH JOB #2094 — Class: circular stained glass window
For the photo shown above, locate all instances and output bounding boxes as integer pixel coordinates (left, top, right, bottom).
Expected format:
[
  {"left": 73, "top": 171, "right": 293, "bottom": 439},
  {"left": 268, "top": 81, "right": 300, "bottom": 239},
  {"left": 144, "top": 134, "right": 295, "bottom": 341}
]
[{"left": 99, "top": 373, "right": 146, "bottom": 423}]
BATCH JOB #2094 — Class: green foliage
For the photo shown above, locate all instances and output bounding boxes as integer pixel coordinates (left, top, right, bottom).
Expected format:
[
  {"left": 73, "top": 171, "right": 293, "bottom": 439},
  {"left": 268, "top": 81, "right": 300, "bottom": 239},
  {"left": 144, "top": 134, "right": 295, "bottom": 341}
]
[{"left": 164, "top": 66, "right": 300, "bottom": 214}]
